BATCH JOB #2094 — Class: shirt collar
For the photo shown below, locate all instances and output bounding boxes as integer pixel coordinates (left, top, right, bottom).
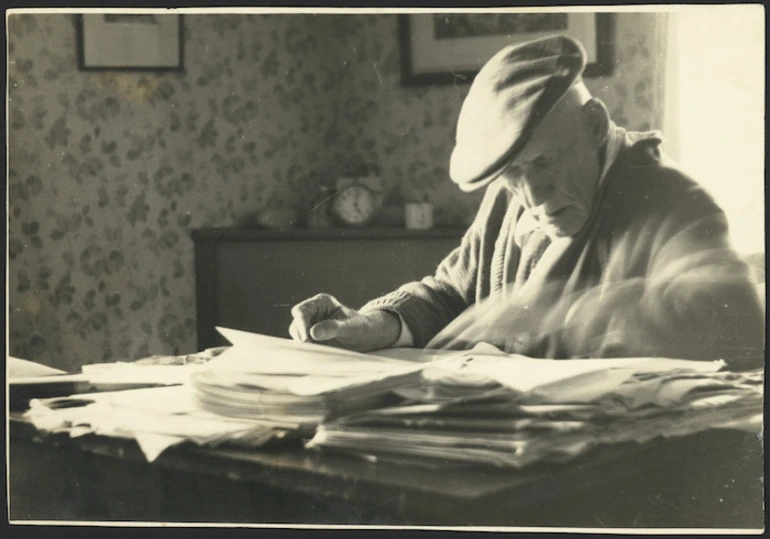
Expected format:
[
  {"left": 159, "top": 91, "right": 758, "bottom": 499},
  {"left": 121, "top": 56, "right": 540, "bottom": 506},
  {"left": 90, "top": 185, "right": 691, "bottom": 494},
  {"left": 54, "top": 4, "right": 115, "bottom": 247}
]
[
  {"left": 598, "top": 121, "right": 625, "bottom": 187},
  {"left": 514, "top": 121, "right": 626, "bottom": 245}
]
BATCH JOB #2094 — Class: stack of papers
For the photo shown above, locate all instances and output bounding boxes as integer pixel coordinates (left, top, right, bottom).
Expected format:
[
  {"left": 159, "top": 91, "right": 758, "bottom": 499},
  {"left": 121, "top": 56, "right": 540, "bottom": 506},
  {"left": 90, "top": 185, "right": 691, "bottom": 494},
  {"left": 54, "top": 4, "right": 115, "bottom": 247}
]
[
  {"left": 20, "top": 329, "right": 763, "bottom": 469},
  {"left": 189, "top": 328, "right": 436, "bottom": 426},
  {"left": 307, "top": 355, "right": 763, "bottom": 468},
  {"left": 10, "top": 347, "right": 227, "bottom": 406},
  {"left": 21, "top": 329, "right": 445, "bottom": 462},
  {"left": 25, "top": 385, "right": 297, "bottom": 462}
]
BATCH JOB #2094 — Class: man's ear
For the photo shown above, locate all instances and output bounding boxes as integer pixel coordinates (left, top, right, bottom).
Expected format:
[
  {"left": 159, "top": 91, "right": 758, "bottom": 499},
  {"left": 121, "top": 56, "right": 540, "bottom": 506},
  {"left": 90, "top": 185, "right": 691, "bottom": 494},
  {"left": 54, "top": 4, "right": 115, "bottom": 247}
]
[{"left": 581, "top": 98, "right": 610, "bottom": 148}]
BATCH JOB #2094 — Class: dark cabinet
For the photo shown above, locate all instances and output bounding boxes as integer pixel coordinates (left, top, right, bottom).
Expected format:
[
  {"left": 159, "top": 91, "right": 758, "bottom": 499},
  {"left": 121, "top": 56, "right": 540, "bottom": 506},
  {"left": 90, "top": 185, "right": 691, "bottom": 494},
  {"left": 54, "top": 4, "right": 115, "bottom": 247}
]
[{"left": 192, "top": 228, "right": 463, "bottom": 349}]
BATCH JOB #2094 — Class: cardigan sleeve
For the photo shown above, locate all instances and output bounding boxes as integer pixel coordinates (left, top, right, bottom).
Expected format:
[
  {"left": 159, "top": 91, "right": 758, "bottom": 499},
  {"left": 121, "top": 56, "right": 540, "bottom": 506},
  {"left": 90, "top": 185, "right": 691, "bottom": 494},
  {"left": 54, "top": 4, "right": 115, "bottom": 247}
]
[
  {"left": 633, "top": 182, "right": 764, "bottom": 367},
  {"left": 360, "top": 185, "right": 510, "bottom": 347},
  {"left": 555, "top": 167, "right": 765, "bottom": 368}
]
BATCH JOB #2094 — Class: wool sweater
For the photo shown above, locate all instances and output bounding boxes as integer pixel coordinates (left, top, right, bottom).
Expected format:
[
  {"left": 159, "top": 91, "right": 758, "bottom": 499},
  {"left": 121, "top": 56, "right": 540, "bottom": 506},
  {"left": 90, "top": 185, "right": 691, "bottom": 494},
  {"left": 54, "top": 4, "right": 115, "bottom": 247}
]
[{"left": 361, "top": 131, "right": 764, "bottom": 367}]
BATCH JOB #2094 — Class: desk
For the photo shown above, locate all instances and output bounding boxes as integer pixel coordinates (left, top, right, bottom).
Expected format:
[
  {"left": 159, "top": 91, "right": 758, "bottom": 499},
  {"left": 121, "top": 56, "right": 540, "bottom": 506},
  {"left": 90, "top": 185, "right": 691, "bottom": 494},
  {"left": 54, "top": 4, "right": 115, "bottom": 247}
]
[{"left": 9, "top": 415, "right": 763, "bottom": 528}]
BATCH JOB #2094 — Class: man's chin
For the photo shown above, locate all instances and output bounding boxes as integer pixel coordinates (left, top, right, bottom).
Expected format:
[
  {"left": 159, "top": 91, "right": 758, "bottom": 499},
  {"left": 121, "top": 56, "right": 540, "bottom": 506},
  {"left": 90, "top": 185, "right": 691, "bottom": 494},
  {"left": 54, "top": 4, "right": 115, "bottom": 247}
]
[
  {"left": 541, "top": 217, "right": 587, "bottom": 239},
  {"left": 542, "top": 227, "right": 572, "bottom": 240}
]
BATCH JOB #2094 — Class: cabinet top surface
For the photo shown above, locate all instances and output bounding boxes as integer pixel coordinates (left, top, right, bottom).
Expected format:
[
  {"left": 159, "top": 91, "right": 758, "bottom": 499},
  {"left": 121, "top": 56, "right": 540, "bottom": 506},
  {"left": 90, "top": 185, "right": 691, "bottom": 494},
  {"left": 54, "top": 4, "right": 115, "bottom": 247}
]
[{"left": 191, "top": 227, "right": 466, "bottom": 241}]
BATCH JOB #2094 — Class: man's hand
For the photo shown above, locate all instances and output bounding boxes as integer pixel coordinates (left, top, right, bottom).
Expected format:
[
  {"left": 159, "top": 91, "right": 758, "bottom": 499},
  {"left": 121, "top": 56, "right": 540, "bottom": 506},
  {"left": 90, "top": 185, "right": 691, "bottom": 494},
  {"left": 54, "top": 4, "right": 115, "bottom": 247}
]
[{"left": 288, "top": 293, "right": 401, "bottom": 352}]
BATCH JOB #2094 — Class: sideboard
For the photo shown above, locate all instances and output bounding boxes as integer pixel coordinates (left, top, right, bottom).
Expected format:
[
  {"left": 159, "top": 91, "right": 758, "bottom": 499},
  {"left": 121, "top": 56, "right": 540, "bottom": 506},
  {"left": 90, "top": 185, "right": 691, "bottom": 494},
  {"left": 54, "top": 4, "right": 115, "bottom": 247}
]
[{"left": 192, "top": 227, "right": 464, "bottom": 349}]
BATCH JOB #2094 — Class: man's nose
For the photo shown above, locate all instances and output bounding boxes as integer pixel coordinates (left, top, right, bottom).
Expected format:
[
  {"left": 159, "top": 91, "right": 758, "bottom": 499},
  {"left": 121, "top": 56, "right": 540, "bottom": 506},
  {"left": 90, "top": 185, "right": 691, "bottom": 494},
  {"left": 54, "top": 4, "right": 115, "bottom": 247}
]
[{"left": 520, "top": 176, "right": 554, "bottom": 207}]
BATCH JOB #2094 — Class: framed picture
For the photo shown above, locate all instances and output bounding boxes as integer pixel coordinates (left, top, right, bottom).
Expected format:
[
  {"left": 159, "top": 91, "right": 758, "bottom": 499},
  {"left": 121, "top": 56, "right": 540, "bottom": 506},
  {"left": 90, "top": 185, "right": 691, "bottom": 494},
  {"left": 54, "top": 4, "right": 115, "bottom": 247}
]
[
  {"left": 399, "top": 13, "right": 615, "bottom": 86},
  {"left": 76, "top": 13, "right": 184, "bottom": 71}
]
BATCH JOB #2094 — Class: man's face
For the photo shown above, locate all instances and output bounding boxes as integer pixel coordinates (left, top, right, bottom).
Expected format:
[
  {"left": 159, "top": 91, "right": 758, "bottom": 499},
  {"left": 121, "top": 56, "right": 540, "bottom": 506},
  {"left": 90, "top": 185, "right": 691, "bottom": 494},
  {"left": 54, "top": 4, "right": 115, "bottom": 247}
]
[{"left": 498, "top": 101, "right": 602, "bottom": 239}]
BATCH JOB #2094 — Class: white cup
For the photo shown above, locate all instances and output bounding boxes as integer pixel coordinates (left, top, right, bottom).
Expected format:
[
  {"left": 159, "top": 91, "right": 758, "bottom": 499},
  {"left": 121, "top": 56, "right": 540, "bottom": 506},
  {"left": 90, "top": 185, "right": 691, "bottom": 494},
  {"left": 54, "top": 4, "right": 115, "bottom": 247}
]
[{"left": 405, "top": 202, "right": 434, "bottom": 229}]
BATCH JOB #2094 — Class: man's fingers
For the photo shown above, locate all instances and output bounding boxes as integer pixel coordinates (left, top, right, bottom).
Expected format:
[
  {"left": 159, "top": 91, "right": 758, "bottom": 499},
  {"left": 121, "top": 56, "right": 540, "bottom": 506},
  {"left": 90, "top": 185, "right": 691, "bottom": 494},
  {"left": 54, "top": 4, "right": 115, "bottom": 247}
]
[
  {"left": 291, "top": 310, "right": 311, "bottom": 342},
  {"left": 289, "top": 299, "right": 315, "bottom": 340},
  {"left": 309, "top": 319, "right": 342, "bottom": 342},
  {"left": 290, "top": 293, "right": 341, "bottom": 341},
  {"left": 288, "top": 321, "right": 302, "bottom": 342}
]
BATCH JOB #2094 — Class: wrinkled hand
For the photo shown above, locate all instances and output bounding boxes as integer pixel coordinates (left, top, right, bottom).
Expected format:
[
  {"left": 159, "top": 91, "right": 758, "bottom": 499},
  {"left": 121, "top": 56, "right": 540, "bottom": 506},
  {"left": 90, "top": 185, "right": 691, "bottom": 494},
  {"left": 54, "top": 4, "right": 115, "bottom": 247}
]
[{"left": 288, "top": 293, "right": 400, "bottom": 352}]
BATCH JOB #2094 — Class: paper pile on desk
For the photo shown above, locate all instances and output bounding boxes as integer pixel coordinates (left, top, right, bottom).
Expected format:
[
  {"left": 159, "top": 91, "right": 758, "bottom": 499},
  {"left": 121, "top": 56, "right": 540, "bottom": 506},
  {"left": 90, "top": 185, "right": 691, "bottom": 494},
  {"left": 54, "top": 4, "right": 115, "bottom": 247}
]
[
  {"left": 307, "top": 355, "right": 764, "bottom": 468},
  {"left": 11, "top": 346, "right": 227, "bottom": 393},
  {"left": 21, "top": 344, "right": 290, "bottom": 462},
  {"left": 21, "top": 329, "right": 443, "bottom": 462},
  {"left": 78, "top": 346, "right": 228, "bottom": 387},
  {"left": 189, "top": 327, "right": 439, "bottom": 426},
  {"left": 25, "top": 385, "right": 297, "bottom": 462},
  {"left": 21, "top": 328, "right": 763, "bottom": 468}
]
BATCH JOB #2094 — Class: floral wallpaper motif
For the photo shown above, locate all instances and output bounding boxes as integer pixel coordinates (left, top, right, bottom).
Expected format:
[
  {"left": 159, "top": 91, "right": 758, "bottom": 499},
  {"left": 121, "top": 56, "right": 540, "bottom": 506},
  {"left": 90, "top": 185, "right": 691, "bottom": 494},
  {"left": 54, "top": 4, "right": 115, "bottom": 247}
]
[{"left": 7, "top": 12, "right": 666, "bottom": 371}]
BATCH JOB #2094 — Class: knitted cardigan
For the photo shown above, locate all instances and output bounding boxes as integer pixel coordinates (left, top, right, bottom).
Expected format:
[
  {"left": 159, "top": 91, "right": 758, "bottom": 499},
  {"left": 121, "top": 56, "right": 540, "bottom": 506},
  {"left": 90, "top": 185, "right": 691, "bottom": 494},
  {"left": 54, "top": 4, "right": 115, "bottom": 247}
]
[{"left": 361, "top": 132, "right": 764, "bottom": 367}]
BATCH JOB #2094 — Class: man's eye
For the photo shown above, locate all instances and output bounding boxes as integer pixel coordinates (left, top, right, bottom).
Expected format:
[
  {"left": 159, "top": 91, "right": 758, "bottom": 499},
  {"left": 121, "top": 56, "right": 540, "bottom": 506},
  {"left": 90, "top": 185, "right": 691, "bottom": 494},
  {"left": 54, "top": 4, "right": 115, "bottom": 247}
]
[{"left": 533, "top": 156, "right": 551, "bottom": 168}]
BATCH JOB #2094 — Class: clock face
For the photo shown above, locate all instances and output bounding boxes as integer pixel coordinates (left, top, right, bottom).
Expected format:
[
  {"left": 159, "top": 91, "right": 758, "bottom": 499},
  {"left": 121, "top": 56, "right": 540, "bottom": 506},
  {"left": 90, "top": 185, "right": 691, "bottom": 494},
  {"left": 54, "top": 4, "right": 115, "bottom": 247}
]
[{"left": 332, "top": 184, "right": 376, "bottom": 226}]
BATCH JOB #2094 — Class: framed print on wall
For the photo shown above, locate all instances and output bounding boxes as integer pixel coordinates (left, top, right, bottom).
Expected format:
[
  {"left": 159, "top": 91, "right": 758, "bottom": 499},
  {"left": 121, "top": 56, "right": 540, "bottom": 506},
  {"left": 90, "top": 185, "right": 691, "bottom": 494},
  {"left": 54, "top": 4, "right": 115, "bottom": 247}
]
[
  {"left": 399, "top": 12, "right": 615, "bottom": 86},
  {"left": 76, "top": 13, "right": 184, "bottom": 71}
]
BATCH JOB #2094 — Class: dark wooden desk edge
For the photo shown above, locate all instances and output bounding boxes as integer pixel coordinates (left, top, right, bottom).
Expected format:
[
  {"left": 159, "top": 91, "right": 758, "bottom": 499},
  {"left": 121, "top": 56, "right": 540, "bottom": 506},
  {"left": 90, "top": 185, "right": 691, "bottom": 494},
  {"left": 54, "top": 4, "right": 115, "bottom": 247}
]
[
  {"left": 9, "top": 415, "right": 547, "bottom": 503},
  {"left": 10, "top": 414, "right": 762, "bottom": 515},
  {"left": 9, "top": 414, "right": 639, "bottom": 496},
  {"left": 10, "top": 414, "right": 764, "bottom": 527}
]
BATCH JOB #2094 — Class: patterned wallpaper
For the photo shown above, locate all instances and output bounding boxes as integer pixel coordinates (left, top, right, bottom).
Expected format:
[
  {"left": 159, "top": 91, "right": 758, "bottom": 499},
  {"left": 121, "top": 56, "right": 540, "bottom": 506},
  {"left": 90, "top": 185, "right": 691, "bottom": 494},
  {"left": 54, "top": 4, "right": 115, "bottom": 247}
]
[{"left": 7, "top": 12, "right": 667, "bottom": 370}]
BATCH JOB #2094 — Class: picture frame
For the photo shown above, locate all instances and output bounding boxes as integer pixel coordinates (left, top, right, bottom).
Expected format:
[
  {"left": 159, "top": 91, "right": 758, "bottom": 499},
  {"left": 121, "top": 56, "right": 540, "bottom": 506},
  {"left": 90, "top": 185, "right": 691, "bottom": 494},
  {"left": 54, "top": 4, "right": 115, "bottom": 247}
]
[
  {"left": 76, "top": 13, "right": 184, "bottom": 71},
  {"left": 399, "top": 13, "right": 615, "bottom": 86}
]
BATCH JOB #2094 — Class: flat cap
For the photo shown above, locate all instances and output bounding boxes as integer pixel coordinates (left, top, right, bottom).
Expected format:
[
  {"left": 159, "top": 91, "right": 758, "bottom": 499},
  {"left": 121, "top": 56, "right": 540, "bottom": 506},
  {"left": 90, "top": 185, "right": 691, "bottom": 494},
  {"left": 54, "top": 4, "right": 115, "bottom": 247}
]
[{"left": 449, "top": 35, "right": 587, "bottom": 191}]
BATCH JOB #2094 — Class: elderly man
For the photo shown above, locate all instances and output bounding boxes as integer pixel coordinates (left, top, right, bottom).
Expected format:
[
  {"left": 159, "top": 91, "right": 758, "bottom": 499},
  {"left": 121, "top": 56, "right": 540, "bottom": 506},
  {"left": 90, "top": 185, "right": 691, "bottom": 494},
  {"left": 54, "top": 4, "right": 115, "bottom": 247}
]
[{"left": 289, "top": 36, "right": 763, "bottom": 367}]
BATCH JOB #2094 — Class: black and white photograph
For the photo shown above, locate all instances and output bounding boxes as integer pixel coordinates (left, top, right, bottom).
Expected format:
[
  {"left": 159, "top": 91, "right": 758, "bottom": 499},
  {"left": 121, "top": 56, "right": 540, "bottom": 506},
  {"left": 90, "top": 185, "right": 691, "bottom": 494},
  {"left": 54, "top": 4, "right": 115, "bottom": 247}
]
[{"left": 6, "top": 4, "right": 765, "bottom": 532}]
